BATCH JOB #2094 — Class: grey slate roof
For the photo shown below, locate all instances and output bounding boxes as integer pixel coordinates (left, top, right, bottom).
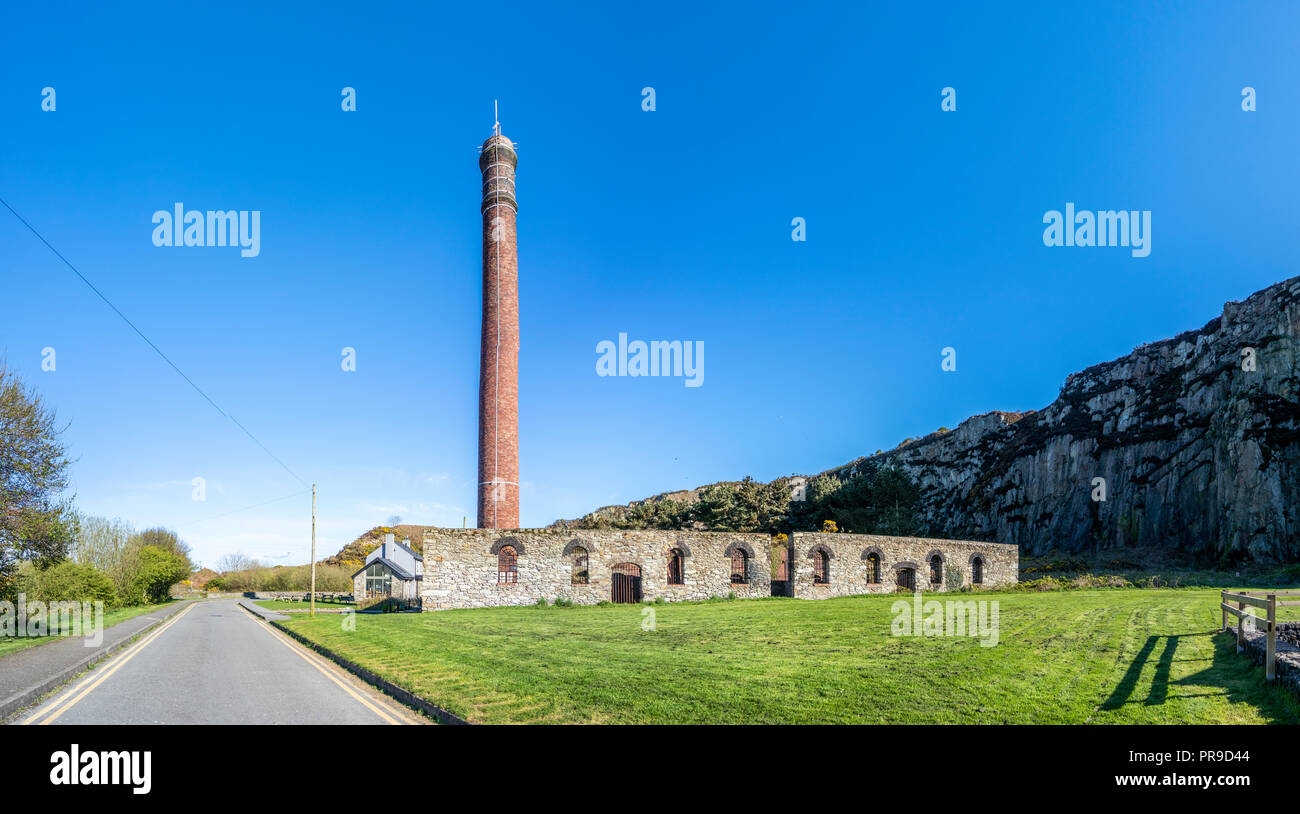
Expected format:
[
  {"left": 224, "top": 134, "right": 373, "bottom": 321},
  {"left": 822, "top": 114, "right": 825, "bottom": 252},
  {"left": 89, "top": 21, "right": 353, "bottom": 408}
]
[{"left": 351, "top": 557, "right": 417, "bottom": 581}]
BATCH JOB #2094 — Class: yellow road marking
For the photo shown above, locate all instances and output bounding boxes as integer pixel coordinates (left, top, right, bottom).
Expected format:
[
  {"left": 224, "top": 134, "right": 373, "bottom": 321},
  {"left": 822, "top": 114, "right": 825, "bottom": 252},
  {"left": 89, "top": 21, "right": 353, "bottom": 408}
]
[
  {"left": 248, "top": 613, "right": 403, "bottom": 725},
  {"left": 25, "top": 601, "right": 197, "bottom": 725}
]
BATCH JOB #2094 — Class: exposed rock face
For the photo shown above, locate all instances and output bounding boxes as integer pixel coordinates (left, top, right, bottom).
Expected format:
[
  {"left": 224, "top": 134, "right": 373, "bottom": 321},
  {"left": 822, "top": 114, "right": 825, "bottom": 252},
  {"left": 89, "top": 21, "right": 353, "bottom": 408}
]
[
  {"left": 838, "top": 276, "right": 1300, "bottom": 563},
  {"left": 556, "top": 277, "right": 1299, "bottom": 565}
]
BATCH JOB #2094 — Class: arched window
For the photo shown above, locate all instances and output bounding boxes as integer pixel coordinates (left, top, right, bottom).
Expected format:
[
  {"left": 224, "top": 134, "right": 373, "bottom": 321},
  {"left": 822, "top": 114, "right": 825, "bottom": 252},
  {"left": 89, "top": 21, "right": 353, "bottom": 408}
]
[
  {"left": 730, "top": 549, "right": 749, "bottom": 584},
  {"left": 971, "top": 556, "right": 984, "bottom": 585},
  {"left": 667, "top": 548, "right": 685, "bottom": 585},
  {"left": 929, "top": 554, "right": 943, "bottom": 585},
  {"left": 571, "top": 546, "right": 589, "bottom": 585},
  {"left": 866, "top": 552, "right": 881, "bottom": 584},
  {"left": 813, "top": 550, "right": 829, "bottom": 584},
  {"left": 497, "top": 545, "right": 518, "bottom": 584}
]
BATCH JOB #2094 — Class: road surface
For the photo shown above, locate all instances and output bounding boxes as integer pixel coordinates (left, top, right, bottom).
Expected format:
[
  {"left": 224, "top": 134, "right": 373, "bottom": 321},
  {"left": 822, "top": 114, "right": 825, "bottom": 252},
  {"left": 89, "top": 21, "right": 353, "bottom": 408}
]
[{"left": 18, "top": 600, "right": 421, "bottom": 725}]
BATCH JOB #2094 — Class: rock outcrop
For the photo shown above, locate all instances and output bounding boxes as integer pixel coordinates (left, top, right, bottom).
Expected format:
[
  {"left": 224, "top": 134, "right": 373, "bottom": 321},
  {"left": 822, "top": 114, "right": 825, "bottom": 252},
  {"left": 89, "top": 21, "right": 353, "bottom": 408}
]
[
  {"left": 835, "top": 276, "right": 1300, "bottom": 563},
  {"left": 561, "top": 277, "right": 1300, "bottom": 564}
]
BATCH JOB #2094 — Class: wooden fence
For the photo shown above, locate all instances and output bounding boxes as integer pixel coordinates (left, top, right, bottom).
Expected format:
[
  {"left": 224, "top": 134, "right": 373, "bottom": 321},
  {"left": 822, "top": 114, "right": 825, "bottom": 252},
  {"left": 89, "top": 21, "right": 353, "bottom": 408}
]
[{"left": 1220, "top": 589, "right": 1300, "bottom": 681}]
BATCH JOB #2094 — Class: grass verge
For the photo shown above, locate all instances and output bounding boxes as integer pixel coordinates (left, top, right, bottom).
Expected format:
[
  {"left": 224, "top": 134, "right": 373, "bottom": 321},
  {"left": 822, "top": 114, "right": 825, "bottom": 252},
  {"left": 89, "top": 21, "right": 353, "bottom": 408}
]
[
  {"left": 254, "top": 598, "right": 355, "bottom": 611},
  {"left": 0, "top": 600, "right": 178, "bottom": 658},
  {"left": 279, "top": 588, "right": 1300, "bottom": 724}
]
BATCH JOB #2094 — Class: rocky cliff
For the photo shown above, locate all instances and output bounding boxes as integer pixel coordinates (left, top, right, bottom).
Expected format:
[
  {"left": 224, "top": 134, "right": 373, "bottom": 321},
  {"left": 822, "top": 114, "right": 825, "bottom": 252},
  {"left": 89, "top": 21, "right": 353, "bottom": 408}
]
[
  {"left": 562, "top": 277, "right": 1300, "bottom": 564},
  {"left": 833, "top": 276, "right": 1300, "bottom": 563}
]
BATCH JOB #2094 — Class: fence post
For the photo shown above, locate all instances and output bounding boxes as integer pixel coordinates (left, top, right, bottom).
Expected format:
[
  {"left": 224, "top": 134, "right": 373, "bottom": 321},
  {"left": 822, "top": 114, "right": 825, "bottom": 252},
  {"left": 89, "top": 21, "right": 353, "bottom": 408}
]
[
  {"left": 1237, "top": 598, "right": 1246, "bottom": 652},
  {"left": 1221, "top": 590, "right": 1227, "bottom": 631},
  {"left": 1266, "top": 594, "right": 1276, "bottom": 682}
]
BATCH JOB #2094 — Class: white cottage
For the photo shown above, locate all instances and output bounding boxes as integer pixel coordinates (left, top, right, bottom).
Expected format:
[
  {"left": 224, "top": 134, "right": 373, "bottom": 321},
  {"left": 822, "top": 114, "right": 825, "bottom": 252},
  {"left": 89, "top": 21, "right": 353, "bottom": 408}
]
[{"left": 351, "top": 533, "right": 423, "bottom": 600}]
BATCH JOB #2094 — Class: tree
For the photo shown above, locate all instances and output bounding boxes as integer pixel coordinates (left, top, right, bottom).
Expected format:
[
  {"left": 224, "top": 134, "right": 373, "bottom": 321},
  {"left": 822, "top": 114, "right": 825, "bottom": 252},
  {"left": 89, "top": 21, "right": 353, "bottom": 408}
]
[
  {"left": 216, "top": 551, "right": 259, "bottom": 573},
  {"left": 0, "top": 362, "right": 75, "bottom": 599},
  {"left": 867, "top": 466, "right": 921, "bottom": 536},
  {"left": 786, "top": 465, "right": 920, "bottom": 535},
  {"left": 132, "top": 545, "right": 192, "bottom": 603},
  {"left": 72, "top": 514, "right": 137, "bottom": 601},
  {"left": 130, "top": 527, "right": 192, "bottom": 567},
  {"left": 691, "top": 483, "right": 742, "bottom": 530}
]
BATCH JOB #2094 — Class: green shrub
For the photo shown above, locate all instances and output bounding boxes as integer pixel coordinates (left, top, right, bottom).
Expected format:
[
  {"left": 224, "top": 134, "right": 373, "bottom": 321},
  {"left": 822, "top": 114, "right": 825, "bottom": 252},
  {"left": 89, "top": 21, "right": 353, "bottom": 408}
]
[
  {"left": 534, "top": 597, "right": 549, "bottom": 607},
  {"left": 1023, "top": 557, "right": 1089, "bottom": 575},
  {"left": 30, "top": 561, "right": 118, "bottom": 607},
  {"left": 944, "top": 565, "right": 964, "bottom": 592}
]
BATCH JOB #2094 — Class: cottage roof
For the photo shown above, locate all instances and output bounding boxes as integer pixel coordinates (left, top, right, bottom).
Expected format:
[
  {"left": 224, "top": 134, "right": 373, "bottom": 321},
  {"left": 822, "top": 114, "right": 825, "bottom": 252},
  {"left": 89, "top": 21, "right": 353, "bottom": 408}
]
[{"left": 351, "top": 557, "right": 417, "bottom": 581}]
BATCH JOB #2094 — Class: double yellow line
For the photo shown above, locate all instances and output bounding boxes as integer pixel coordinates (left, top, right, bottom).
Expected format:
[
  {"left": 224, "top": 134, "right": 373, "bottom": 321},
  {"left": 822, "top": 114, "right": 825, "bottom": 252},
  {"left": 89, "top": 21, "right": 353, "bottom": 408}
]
[
  {"left": 23, "top": 600, "right": 407, "bottom": 725},
  {"left": 23, "top": 602, "right": 198, "bottom": 725},
  {"left": 248, "top": 614, "right": 403, "bottom": 725}
]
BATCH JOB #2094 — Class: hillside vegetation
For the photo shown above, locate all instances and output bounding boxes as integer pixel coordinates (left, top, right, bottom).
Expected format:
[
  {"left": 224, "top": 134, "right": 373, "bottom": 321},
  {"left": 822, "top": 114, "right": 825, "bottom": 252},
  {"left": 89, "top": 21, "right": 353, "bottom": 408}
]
[
  {"left": 556, "top": 466, "right": 921, "bottom": 537},
  {"left": 323, "top": 524, "right": 429, "bottom": 569}
]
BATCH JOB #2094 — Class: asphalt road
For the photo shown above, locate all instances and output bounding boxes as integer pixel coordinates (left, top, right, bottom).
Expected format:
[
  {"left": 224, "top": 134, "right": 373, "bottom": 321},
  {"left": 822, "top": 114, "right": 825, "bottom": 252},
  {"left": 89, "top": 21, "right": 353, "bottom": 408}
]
[{"left": 19, "top": 600, "right": 419, "bottom": 725}]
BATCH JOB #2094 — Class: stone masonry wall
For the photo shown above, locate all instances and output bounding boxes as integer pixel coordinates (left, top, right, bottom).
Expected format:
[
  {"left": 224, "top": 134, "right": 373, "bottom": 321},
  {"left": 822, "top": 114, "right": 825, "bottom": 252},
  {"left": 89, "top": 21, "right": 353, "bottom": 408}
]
[
  {"left": 422, "top": 528, "right": 1017, "bottom": 610},
  {"left": 788, "top": 532, "right": 1018, "bottom": 599},
  {"left": 422, "top": 529, "right": 773, "bottom": 610}
]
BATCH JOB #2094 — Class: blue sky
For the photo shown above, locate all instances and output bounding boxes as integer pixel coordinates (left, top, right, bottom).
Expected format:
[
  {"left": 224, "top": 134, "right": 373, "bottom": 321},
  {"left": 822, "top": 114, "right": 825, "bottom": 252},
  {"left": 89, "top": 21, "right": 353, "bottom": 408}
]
[{"left": 2, "top": 1, "right": 1297, "bottom": 568}]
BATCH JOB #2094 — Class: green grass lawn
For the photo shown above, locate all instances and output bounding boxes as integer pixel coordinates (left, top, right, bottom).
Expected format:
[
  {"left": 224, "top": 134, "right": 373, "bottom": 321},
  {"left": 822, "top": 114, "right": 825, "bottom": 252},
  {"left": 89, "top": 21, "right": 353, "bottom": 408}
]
[
  {"left": 279, "top": 588, "right": 1300, "bottom": 725},
  {"left": 254, "top": 598, "right": 355, "bottom": 610},
  {"left": 0, "top": 600, "right": 178, "bottom": 658}
]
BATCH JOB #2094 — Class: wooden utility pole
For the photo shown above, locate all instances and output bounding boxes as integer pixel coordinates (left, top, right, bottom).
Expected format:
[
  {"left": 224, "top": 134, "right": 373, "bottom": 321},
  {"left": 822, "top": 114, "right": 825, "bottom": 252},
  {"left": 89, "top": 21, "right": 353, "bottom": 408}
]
[{"left": 310, "top": 484, "right": 317, "bottom": 617}]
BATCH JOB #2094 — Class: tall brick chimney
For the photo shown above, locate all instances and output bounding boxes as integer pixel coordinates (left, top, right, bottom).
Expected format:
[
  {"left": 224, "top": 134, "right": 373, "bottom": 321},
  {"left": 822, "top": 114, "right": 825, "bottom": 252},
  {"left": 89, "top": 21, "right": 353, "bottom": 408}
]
[{"left": 477, "top": 111, "right": 519, "bottom": 529}]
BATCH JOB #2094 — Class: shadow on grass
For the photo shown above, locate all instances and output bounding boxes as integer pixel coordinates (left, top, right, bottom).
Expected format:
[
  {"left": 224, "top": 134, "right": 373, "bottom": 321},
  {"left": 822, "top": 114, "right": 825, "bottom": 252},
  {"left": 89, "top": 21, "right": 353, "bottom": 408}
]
[{"left": 1099, "top": 630, "right": 1299, "bottom": 723}]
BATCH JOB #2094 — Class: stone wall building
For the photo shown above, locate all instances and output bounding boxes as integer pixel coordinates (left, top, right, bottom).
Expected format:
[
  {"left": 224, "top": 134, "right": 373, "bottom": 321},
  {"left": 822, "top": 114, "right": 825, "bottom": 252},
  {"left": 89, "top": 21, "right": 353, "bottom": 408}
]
[{"left": 420, "top": 528, "right": 1017, "bottom": 610}]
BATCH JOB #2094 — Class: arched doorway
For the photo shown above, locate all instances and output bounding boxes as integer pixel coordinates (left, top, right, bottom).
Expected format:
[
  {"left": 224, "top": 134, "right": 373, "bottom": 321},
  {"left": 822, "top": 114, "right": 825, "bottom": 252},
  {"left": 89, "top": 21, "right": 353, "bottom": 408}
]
[
  {"left": 611, "top": 563, "right": 643, "bottom": 603},
  {"left": 896, "top": 567, "right": 916, "bottom": 591},
  {"left": 770, "top": 543, "right": 791, "bottom": 597}
]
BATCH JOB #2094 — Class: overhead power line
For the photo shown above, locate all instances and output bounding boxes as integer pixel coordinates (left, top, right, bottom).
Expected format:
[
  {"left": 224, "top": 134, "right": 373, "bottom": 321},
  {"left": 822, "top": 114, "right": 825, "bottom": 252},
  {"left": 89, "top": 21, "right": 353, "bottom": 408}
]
[
  {"left": 1, "top": 195, "right": 307, "bottom": 488},
  {"left": 178, "top": 488, "right": 312, "bottom": 529}
]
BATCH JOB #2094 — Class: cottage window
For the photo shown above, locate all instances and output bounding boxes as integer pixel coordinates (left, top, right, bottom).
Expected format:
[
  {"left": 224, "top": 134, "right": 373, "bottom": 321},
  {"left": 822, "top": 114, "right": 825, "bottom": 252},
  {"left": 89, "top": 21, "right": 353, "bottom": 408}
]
[
  {"left": 498, "top": 545, "right": 518, "bottom": 584},
  {"left": 971, "top": 556, "right": 984, "bottom": 585},
  {"left": 930, "top": 555, "right": 943, "bottom": 585}
]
